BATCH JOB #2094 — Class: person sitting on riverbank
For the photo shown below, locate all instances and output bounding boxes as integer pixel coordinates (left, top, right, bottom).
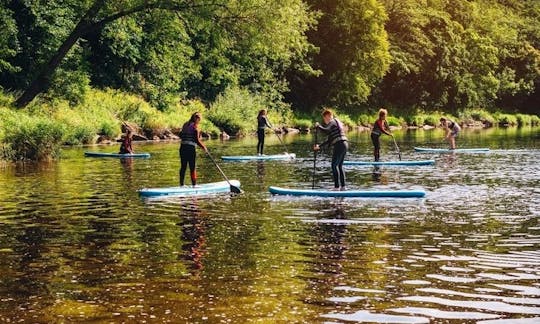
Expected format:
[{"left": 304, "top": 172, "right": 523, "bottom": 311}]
[
  {"left": 313, "top": 109, "right": 348, "bottom": 191},
  {"left": 440, "top": 117, "right": 461, "bottom": 149},
  {"left": 179, "top": 112, "right": 208, "bottom": 187},
  {"left": 371, "top": 108, "right": 393, "bottom": 161},
  {"left": 119, "top": 128, "right": 134, "bottom": 154},
  {"left": 257, "top": 109, "right": 273, "bottom": 155}
]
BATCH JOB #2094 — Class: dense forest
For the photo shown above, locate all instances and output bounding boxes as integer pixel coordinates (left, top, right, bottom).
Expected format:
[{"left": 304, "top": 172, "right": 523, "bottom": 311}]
[
  {"left": 0, "top": 0, "right": 538, "bottom": 113},
  {"left": 0, "top": 0, "right": 539, "bottom": 160}
]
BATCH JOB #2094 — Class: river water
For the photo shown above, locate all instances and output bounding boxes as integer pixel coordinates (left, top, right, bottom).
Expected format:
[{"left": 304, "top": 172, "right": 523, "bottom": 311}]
[{"left": 0, "top": 127, "right": 539, "bottom": 323}]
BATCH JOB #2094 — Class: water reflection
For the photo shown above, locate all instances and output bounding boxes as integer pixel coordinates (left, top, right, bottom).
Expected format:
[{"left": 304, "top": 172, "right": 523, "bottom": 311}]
[
  {"left": 179, "top": 199, "right": 206, "bottom": 273},
  {"left": 0, "top": 128, "right": 539, "bottom": 322}
]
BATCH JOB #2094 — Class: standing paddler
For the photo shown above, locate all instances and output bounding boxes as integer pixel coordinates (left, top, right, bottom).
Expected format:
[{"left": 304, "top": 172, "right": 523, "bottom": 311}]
[
  {"left": 313, "top": 109, "right": 349, "bottom": 191},
  {"left": 179, "top": 112, "right": 208, "bottom": 187}
]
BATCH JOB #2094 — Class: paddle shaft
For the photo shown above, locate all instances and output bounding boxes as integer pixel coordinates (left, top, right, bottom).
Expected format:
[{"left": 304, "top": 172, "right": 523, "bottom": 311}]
[
  {"left": 274, "top": 130, "right": 289, "bottom": 154},
  {"left": 312, "top": 127, "right": 318, "bottom": 189},
  {"left": 205, "top": 150, "right": 242, "bottom": 194},
  {"left": 392, "top": 136, "right": 402, "bottom": 161}
]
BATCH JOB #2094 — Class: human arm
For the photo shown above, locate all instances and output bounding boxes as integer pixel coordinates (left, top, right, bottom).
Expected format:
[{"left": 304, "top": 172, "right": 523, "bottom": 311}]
[
  {"left": 264, "top": 116, "right": 273, "bottom": 129},
  {"left": 380, "top": 120, "right": 393, "bottom": 136},
  {"left": 195, "top": 128, "right": 208, "bottom": 152}
]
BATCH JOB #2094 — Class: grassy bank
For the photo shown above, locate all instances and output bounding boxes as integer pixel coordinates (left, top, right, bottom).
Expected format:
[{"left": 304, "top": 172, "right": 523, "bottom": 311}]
[
  {"left": 291, "top": 109, "right": 540, "bottom": 130},
  {"left": 0, "top": 89, "right": 219, "bottom": 160},
  {"left": 0, "top": 87, "right": 295, "bottom": 160},
  {"left": 1, "top": 88, "right": 538, "bottom": 161}
]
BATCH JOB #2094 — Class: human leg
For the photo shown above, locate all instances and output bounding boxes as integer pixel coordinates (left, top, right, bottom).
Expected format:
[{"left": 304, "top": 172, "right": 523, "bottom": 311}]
[
  {"left": 371, "top": 133, "right": 381, "bottom": 161},
  {"left": 331, "top": 141, "right": 347, "bottom": 188},
  {"left": 179, "top": 145, "right": 189, "bottom": 186},
  {"left": 257, "top": 129, "right": 265, "bottom": 154}
]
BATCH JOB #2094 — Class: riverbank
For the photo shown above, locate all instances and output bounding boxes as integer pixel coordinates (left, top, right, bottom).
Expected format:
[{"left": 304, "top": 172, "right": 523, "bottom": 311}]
[{"left": 1, "top": 89, "right": 538, "bottom": 161}]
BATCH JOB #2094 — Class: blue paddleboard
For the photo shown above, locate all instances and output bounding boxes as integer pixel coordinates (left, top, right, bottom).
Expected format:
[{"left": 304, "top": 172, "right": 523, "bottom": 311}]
[
  {"left": 222, "top": 153, "right": 296, "bottom": 161},
  {"left": 139, "top": 180, "right": 241, "bottom": 197},
  {"left": 268, "top": 186, "right": 426, "bottom": 198},
  {"left": 344, "top": 160, "right": 435, "bottom": 166},
  {"left": 85, "top": 152, "right": 151, "bottom": 158},
  {"left": 414, "top": 147, "right": 489, "bottom": 153}
]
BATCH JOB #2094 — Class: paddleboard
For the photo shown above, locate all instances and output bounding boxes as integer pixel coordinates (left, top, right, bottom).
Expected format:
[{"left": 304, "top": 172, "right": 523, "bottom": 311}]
[
  {"left": 222, "top": 153, "right": 296, "bottom": 161},
  {"left": 414, "top": 147, "right": 489, "bottom": 153},
  {"left": 85, "top": 152, "right": 151, "bottom": 158},
  {"left": 268, "top": 186, "right": 426, "bottom": 198},
  {"left": 139, "top": 180, "right": 241, "bottom": 197},
  {"left": 344, "top": 160, "right": 435, "bottom": 166}
]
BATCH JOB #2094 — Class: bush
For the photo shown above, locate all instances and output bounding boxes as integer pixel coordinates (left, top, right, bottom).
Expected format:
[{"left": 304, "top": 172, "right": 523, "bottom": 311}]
[
  {"left": 3, "top": 117, "right": 66, "bottom": 161},
  {"left": 495, "top": 113, "right": 518, "bottom": 126},
  {"left": 459, "top": 109, "right": 496, "bottom": 126},
  {"left": 531, "top": 115, "right": 540, "bottom": 126},
  {"left": 386, "top": 115, "right": 405, "bottom": 127},
  {"left": 405, "top": 114, "right": 425, "bottom": 126},
  {"left": 64, "top": 125, "right": 95, "bottom": 145},
  {"left": 335, "top": 113, "right": 356, "bottom": 128},
  {"left": 291, "top": 118, "right": 312, "bottom": 130},
  {"left": 356, "top": 114, "right": 371, "bottom": 126},
  {"left": 209, "top": 86, "right": 284, "bottom": 136}
]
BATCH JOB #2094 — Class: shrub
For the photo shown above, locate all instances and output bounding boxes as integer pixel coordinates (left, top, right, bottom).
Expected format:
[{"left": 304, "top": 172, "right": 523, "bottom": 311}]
[
  {"left": 423, "top": 114, "right": 439, "bottom": 126},
  {"left": 406, "top": 115, "right": 425, "bottom": 127},
  {"left": 386, "top": 116, "right": 405, "bottom": 127},
  {"left": 516, "top": 114, "right": 532, "bottom": 126},
  {"left": 64, "top": 125, "right": 95, "bottom": 145},
  {"left": 3, "top": 118, "right": 66, "bottom": 161},
  {"left": 459, "top": 109, "right": 496, "bottom": 126},
  {"left": 495, "top": 113, "right": 518, "bottom": 126},
  {"left": 531, "top": 115, "right": 540, "bottom": 126},
  {"left": 356, "top": 114, "right": 371, "bottom": 126},
  {"left": 208, "top": 86, "right": 268, "bottom": 136},
  {"left": 335, "top": 113, "right": 356, "bottom": 128},
  {"left": 291, "top": 118, "right": 312, "bottom": 130}
]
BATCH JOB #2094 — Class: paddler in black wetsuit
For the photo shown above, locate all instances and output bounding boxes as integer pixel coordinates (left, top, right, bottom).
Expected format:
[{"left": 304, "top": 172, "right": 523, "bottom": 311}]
[
  {"left": 179, "top": 112, "right": 208, "bottom": 187},
  {"left": 313, "top": 109, "right": 349, "bottom": 191},
  {"left": 257, "top": 109, "right": 273, "bottom": 155},
  {"left": 440, "top": 117, "right": 461, "bottom": 149},
  {"left": 371, "top": 108, "right": 393, "bottom": 161}
]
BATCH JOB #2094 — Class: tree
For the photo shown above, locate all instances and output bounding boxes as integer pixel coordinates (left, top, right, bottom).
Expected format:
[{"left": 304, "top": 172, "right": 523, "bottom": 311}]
[
  {"left": 0, "top": 2, "right": 18, "bottom": 74},
  {"left": 6, "top": 0, "right": 315, "bottom": 109},
  {"left": 11, "top": 0, "right": 236, "bottom": 108},
  {"left": 287, "top": 0, "right": 391, "bottom": 111}
]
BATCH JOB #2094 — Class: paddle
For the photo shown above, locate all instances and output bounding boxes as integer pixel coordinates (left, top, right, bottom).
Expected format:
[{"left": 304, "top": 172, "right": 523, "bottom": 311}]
[
  {"left": 392, "top": 136, "right": 402, "bottom": 161},
  {"left": 312, "top": 126, "right": 318, "bottom": 189},
  {"left": 274, "top": 129, "right": 290, "bottom": 154},
  {"left": 205, "top": 150, "right": 243, "bottom": 194}
]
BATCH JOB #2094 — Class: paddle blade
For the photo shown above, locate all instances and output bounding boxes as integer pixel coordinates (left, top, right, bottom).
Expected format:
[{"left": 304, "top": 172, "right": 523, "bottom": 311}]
[{"left": 230, "top": 185, "right": 243, "bottom": 194}]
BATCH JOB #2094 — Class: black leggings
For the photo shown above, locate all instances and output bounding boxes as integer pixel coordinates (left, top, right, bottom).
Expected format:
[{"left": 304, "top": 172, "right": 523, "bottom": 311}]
[
  {"left": 180, "top": 144, "right": 197, "bottom": 186},
  {"left": 332, "top": 140, "right": 348, "bottom": 188},
  {"left": 257, "top": 129, "right": 265, "bottom": 154},
  {"left": 371, "top": 133, "right": 381, "bottom": 161}
]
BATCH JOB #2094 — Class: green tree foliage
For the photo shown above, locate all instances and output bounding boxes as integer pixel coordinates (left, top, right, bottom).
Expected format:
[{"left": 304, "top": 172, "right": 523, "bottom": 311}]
[
  {"left": 0, "top": 0, "right": 315, "bottom": 109},
  {"left": 375, "top": 0, "right": 539, "bottom": 113},
  {"left": 0, "top": 2, "right": 18, "bottom": 74},
  {"left": 0, "top": 0, "right": 537, "bottom": 115},
  {"left": 288, "top": 0, "right": 391, "bottom": 110}
]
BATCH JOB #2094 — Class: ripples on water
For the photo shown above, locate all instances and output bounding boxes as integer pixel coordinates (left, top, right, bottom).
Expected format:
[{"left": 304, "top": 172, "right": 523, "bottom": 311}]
[{"left": 0, "top": 128, "right": 539, "bottom": 322}]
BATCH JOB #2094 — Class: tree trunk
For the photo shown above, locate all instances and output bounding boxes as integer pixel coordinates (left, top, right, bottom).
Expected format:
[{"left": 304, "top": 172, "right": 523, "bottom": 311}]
[{"left": 15, "top": 1, "right": 105, "bottom": 108}]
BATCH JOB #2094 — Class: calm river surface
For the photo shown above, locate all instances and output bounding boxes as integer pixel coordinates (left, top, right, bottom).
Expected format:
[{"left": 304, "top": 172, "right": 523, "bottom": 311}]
[{"left": 0, "top": 127, "right": 539, "bottom": 323}]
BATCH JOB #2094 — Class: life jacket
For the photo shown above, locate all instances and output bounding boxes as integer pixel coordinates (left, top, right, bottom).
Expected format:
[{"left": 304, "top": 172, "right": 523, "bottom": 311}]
[
  {"left": 371, "top": 119, "right": 389, "bottom": 136},
  {"left": 327, "top": 118, "right": 348, "bottom": 145},
  {"left": 258, "top": 115, "right": 271, "bottom": 129},
  {"left": 180, "top": 122, "right": 198, "bottom": 146}
]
